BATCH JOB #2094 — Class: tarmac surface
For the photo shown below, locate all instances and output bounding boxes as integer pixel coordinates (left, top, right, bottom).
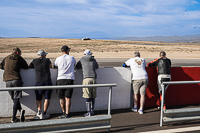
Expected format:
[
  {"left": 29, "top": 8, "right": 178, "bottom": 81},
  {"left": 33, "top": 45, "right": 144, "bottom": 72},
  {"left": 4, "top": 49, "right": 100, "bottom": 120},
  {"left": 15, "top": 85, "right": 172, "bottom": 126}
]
[
  {"left": 1, "top": 107, "right": 200, "bottom": 133},
  {"left": 95, "top": 58, "right": 200, "bottom": 67},
  {"left": 1, "top": 58, "right": 200, "bottom": 67}
]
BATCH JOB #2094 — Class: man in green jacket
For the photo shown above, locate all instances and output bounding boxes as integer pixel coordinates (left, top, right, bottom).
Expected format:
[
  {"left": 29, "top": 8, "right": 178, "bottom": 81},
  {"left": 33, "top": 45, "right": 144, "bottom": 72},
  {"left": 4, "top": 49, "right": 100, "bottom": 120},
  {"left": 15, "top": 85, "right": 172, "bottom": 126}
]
[{"left": 0, "top": 47, "right": 28, "bottom": 122}]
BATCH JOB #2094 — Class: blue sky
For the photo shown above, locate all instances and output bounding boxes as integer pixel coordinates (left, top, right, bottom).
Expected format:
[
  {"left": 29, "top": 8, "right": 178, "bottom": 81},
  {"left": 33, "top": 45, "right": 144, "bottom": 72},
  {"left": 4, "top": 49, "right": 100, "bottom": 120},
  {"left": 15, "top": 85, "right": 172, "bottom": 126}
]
[{"left": 0, "top": 0, "right": 200, "bottom": 38}]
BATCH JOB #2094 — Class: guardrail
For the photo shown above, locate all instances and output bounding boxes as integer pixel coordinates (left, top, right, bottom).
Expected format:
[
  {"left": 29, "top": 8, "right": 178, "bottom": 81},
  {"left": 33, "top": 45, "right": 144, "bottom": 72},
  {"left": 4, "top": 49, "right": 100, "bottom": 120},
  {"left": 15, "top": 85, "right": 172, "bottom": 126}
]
[
  {"left": 160, "top": 81, "right": 200, "bottom": 127},
  {"left": 0, "top": 83, "right": 116, "bottom": 132}
]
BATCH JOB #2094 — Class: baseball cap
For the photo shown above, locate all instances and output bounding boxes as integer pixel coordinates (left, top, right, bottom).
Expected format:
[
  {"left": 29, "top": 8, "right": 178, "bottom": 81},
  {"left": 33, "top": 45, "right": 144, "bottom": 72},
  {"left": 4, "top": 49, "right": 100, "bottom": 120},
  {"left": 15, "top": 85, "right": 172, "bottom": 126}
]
[
  {"left": 37, "top": 50, "right": 48, "bottom": 56},
  {"left": 84, "top": 49, "right": 93, "bottom": 55},
  {"left": 61, "top": 45, "right": 70, "bottom": 52}
]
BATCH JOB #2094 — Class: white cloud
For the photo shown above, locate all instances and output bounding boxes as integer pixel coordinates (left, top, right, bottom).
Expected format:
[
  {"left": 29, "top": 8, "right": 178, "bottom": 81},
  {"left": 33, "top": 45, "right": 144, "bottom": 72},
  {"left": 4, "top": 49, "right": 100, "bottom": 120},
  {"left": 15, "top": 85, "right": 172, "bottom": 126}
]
[
  {"left": 191, "top": 0, "right": 199, "bottom": 4},
  {"left": 0, "top": 0, "right": 200, "bottom": 36}
]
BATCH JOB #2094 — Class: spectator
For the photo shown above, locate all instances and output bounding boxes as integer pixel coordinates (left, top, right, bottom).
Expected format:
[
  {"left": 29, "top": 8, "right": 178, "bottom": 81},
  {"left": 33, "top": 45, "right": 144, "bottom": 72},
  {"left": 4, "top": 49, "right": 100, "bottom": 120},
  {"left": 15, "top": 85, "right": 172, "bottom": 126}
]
[
  {"left": 54, "top": 46, "right": 76, "bottom": 118},
  {"left": 123, "top": 52, "right": 148, "bottom": 114},
  {"left": 147, "top": 51, "right": 171, "bottom": 110},
  {"left": 76, "top": 50, "right": 99, "bottom": 117},
  {"left": 29, "top": 50, "right": 52, "bottom": 119},
  {"left": 0, "top": 47, "right": 28, "bottom": 122}
]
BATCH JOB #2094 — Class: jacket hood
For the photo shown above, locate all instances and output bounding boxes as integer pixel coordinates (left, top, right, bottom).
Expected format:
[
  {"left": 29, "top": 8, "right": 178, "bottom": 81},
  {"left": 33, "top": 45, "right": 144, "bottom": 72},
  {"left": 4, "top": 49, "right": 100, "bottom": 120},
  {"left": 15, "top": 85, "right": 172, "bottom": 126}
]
[{"left": 83, "top": 55, "right": 94, "bottom": 61}]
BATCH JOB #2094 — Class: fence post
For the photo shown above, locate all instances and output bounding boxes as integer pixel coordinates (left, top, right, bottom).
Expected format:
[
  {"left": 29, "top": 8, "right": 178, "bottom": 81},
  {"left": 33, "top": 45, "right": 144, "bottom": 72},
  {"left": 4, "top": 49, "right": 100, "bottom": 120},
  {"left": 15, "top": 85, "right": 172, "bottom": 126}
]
[
  {"left": 108, "top": 86, "right": 112, "bottom": 115},
  {"left": 160, "top": 84, "right": 165, "bottom": 127}
]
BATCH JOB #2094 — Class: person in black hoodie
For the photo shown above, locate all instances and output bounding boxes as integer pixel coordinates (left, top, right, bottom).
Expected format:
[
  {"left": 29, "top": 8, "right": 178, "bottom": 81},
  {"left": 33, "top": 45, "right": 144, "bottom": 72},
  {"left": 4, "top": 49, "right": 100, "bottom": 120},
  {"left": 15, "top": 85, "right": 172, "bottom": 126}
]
[
  {"left": 147, "top": 51, "right": 171, "bottom": 110},
  {"left": 0, "top": 47, "right": 28, "bottom": 123},
  {"left": 76, "top": 50, "right": 99, "bottom": 117}
]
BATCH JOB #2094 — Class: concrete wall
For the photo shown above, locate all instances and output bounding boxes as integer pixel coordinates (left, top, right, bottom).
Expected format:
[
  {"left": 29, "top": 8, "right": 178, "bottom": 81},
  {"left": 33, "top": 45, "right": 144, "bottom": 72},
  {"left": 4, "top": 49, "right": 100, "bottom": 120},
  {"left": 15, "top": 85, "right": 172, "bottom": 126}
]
[
  {"left": 1, "top": 67, "right": 200, "bottom": 117},
  {"left": 0, "top": 68, "right": 132, "bottom": 117}
]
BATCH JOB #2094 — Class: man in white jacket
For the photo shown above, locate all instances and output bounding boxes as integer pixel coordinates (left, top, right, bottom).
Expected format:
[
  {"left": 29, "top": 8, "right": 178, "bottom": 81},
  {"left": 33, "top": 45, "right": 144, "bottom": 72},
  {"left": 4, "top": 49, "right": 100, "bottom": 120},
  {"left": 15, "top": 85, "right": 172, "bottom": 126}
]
[{"left": 123, "top": 52, "right": 148, "bottom": 114}]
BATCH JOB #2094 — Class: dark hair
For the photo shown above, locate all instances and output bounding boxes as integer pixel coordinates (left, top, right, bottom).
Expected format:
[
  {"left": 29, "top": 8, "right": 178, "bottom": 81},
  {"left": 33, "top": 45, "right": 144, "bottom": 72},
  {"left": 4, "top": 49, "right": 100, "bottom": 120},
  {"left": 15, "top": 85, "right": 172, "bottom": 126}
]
[
  {"left": 134, "top": 52, "right": 140, "bottom": 57},
  {"left": 160, "top": 51, "right": 166, "bottom": 57},
  {"left": 12, "top": 47, "right": 21, "bottom": 55},
  {"left": 61, "top": 45, "right": 70, "bottom": 52}
]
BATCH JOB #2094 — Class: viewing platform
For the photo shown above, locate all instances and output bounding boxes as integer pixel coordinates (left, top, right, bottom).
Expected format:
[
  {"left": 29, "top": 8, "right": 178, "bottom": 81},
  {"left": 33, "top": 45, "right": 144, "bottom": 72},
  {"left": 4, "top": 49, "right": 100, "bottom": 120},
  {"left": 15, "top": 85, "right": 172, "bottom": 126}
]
[{"left": 0, "top": 66, "right": 200, "bottom": 132}]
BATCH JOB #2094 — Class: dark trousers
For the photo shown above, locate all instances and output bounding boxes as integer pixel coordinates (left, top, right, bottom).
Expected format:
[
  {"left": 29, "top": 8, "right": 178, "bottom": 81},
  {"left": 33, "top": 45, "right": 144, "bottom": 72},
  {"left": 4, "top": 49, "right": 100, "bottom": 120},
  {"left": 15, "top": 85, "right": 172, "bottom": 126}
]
[{"left": 6, "top": 80, "right": 23, "bottom": 119}]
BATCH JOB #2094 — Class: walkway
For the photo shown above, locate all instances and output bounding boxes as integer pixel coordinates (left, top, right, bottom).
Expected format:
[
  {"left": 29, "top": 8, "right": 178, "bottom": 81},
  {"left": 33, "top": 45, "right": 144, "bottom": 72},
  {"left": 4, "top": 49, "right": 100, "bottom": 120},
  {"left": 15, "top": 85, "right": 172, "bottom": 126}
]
[{"left": 1, "top": 107, "right": 200, "bottom": 133}]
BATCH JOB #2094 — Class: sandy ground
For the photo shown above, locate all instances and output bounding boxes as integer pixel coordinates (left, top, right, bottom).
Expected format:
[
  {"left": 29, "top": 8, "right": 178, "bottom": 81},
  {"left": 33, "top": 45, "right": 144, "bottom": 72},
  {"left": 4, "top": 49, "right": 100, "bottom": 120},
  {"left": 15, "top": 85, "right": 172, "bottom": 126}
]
[{"left": 0, "top": 38, "right": 200, "bottom": 59}]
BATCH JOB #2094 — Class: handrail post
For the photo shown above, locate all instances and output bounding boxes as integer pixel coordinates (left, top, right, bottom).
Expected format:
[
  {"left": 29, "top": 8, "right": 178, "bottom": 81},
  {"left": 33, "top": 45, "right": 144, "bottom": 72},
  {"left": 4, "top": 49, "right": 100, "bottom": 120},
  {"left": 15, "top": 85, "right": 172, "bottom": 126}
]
[
  {"left": 160, "top": 84, "right": 165, "bottom": 127},
  {"left": 159, "top": 81, "right": 200, "bottom": 127},
  {"left": 108, "top": 86, "right": 112, "bottom": 115}
]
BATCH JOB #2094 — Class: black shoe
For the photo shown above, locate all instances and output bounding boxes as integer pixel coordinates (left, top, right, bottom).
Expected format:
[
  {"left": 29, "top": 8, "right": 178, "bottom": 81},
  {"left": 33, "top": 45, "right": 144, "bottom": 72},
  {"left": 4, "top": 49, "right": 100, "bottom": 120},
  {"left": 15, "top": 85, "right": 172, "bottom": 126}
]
[
  {"left": 11, "top": 117, "right": 19, "bottom": 123},
  {"left": 65, "top": 114, "right": 70, "bottom": 118},
  {"left": 20, "top": 109, "right": 25, "bottom": 122},
  {"left": 91, "top": 111, "right": 95, "bottom": 116},
  {"left": 84, "top": 112, "right": 91, "bottom": 117},
  {"left": 59, "top": 114, "right": 66, "bottom": 119},
  {"left": 59, "top": 113, "right": 70, "bottom": 119}
]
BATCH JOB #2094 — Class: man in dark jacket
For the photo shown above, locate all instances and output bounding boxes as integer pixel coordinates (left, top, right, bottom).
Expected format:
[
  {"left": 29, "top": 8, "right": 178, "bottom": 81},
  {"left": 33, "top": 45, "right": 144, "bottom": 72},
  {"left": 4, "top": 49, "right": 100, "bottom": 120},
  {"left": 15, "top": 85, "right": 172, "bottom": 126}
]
[
  {"left": 76, "top": 50, "right": 99, "bottom": 116},
  {"left": 29, "top": 50, "right": 52, "bottom": 120},
  {"left": 147, "top": 51, "right": 171, "bottom": 110},
  {"left": 0, "top": 47, "right": 28, "bottom": 122}
]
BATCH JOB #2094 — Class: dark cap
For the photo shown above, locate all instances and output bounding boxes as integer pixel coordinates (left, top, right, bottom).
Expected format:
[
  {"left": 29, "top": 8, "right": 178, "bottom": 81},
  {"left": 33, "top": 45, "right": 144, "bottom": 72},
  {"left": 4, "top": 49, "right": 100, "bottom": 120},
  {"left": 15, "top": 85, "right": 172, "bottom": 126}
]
[{"left": 61, "top": 45, "right": 70, "bottom": 52}]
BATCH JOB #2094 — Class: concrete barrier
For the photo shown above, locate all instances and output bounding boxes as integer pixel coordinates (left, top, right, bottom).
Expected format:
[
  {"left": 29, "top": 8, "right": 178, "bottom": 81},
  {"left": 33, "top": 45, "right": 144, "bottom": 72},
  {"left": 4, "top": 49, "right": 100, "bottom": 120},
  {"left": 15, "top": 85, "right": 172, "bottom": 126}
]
[
  {"left": 0, "top": 68, "right": 131, "bottom": 117},
  {"left": 1, "top": 67, "right": 200, "bottom": 117}
]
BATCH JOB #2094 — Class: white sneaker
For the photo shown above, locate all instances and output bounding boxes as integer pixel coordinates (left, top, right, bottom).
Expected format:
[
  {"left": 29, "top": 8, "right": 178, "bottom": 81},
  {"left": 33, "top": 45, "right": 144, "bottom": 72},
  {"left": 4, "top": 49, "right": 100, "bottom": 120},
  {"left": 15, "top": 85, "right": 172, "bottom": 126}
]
[
  {"left": 43, "top": 113, "right": 50, "bottom": 119},
  {"left": 138, "top": 109, "right": 143, "bottom": 114},
  {"left": 34, "top": 112, "right": 43, "bottom": 119},
  {"left": 131, "top": 107, "right": 137, "bottom": 112}
]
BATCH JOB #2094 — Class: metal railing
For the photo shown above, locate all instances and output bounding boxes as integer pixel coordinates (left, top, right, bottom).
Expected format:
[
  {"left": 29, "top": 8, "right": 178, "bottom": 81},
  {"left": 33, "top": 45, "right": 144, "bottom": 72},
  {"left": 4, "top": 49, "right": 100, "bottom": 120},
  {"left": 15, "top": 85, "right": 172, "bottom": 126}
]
[
  {"left": 0, "top": 83, "right": 116, "bottom": 132},
  {"left": 160, "top": 81, "right": 200, "bottom": 127},
  {"left": 0, "top": 83, "right": 116, "bottom": 115}
]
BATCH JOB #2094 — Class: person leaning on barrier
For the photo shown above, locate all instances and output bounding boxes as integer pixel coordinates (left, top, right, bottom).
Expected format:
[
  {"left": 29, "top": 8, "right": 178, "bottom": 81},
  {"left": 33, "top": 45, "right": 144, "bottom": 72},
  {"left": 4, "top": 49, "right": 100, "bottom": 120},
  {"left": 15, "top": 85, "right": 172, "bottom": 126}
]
[
  {"left": 76, "top": 50, "right": 99, "bottom": 117},
  {"left": 53, "top": 45, "right": 76, "bottom": 119},
  {"left": 29, "top": 50, "right": 52, "bottom": 120},
  {"left": 147, "top": 51, "right": 171, "bottom": 110},
  {"left": 122, "top": 52, "right": 148, "bottom": 114},
  {"left": 0, "top": 47, "right": 28, "bottom": 123}
]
